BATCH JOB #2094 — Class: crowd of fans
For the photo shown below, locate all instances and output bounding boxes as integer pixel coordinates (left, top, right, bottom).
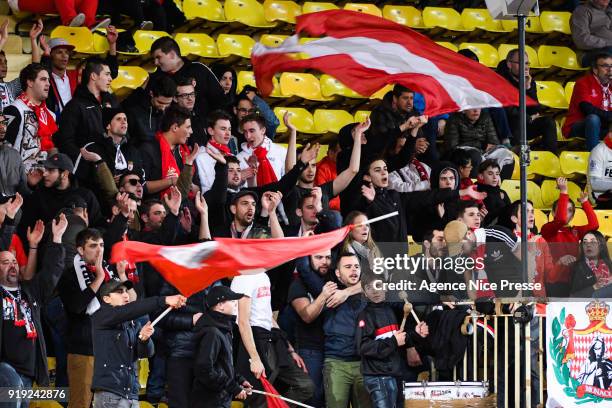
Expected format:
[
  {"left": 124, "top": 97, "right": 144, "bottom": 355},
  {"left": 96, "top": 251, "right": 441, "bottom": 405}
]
[{"left": 0, "top": 1, "right": 611, "bottom": 408}]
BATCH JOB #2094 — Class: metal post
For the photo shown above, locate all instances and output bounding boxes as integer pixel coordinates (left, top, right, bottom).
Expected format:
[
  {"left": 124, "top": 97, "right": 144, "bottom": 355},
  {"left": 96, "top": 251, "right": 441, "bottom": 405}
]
[{"left": 518, "top": 14, "right": 530, "bottom": 287}]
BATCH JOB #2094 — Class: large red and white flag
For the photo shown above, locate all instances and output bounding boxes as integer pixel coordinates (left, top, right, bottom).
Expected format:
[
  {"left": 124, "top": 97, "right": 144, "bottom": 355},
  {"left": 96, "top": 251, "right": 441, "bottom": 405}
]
[
  {"left": 252, "top": 10, "right": 534, "bottom": 116},
  {"left": 110, "top": 226, "right": 351, "bottom": 296}
]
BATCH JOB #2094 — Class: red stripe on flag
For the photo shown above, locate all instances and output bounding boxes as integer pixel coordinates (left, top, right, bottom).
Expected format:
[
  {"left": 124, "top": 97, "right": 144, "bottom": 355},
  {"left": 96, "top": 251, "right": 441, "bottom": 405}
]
[{"left": 374, "top": 324, "right": 399, "bottom": 337}]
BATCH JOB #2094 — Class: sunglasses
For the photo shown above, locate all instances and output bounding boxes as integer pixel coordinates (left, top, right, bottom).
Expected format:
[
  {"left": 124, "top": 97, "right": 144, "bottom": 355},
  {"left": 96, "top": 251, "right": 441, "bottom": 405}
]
[{"left": 124, "top": 178, "right": 141, "bottom": 186}]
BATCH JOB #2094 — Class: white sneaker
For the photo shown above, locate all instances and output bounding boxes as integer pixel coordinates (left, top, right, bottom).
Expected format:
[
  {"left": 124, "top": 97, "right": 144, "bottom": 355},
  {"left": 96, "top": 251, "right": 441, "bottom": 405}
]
[
  {"left": 7, "top": 0, "right": 19, "bottom": 13},
  {"left": 90, "top": 18, "right": 111, "bottom": 31},
  {"left": 69, "top": 13, "right": 86, "bottom": 27}
]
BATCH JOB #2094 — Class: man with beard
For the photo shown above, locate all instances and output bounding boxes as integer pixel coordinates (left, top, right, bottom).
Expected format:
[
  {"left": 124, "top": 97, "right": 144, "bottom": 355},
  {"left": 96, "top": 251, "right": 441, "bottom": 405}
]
[
  {"left": 289, "top": 251, "right": 335, "bottom": 408},
  {"left": 221, "top": 190, "right": 284, "bottom": 239}
]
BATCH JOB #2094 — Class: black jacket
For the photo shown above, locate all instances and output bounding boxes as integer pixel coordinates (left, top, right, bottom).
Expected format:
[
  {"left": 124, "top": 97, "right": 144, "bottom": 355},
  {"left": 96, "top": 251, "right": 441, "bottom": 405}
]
[
  {"left": 477, "top": 183, "right": 511, "bottom": 227},
  {"left": 122, "top": 88, "right": 164, "bottom": 146},
  {"left": 91, "top": 296, "right": 163, "bottom": 399},
  {"left": 190, "top": 310, "right": 246, "bottom": 408},
  {"left": 0, "top": 243, "right": 65, "bottom": 385},
  {"left": 424, "top": 309, "right": 470, "bottom": 372},
  {"left": 570, "top": 258, "right": 612, "bottom": 297},
  {"left": 53, "top": 85, "right": 119, "bottom": 162}
]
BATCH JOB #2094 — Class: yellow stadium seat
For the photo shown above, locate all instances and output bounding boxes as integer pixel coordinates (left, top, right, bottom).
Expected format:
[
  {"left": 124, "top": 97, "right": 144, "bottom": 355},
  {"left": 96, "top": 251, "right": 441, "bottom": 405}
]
[
  {"left": 175, "top": 33, "right": 223, "bottom": 58},
  {"left": 527, "top": 150, "right": 561, "bottom": 178},
  {"left": 344, "top": 3, "right": 382, "bottom": 17},
  {"left": 280, "top": 72, "right": 331, "bottom": 101},
  {"left": 534, "top": 209, "right": 548, "bottom": 231},
  {"left": 354, "top": 110, "right": 371, "bottom": 123},
  {"left": 501, "top": 16, "right": 543, "bottom": 33},
  {"left": 50, "top": 26, "right": 101, "bottom": 54},
  {"left": 225, "top": 0, "right": 277, "bottom": 28},
  {"left": 302, "top": 2, "right": 338, "bottom": 13},
  {"left": 535, "top": 81, "right": 568, "bottom": 110},
  {"left": 538, "top": 45, "right": 585, "bottom": 71},
  {"left": 93, "top": 28, "right": 128, "bottom": 53},
  {"left": 501, "top": 180, "right": 545, "bottom": 209},
  {"left": 111, "top": 66, "right": 148, "bottom": 92},
  {"left": 182, "top": 0, "right": 227, "bottom": 22},
  {"left": 560, "top": 208, "right": 586, "bottom": 226},
  {"left": 422, "top": 7, "right": 470, "bottom": 33},
  {"left": 560, "top": 151, "right": 589, "bottom": 176},
  {"left": 461, "top": 8, "right": 511, "bottom": 34},
  {"left": 259, "top": 34, "right": 288, "bottom": 48},
  {"left": 320, "top": 75, "right": 364, "bottom": 98},
  {"left": 314, "top": 109, "right": 355, "bottom": 133},
  {"left": 264, "top": 0, "right": 301, "bottom": 24},
  {"left": 140, "top": 403, "right": 155, "bottom": 408},
  {"left": 458, "top": 43, "right": 499, "bottom": 67},
  {"left": 274, "top": 107, "right": 322, "bottom": 134},
  {"left": 138, "top": 358, "right": 149, "bottom": 389},
  {"left": 498, "top": 43, "right": 549, "bottom": 69},
  {"left": 510, "top": 150, "right": 520, "bottom": 180},
  {"left": 133, "top": 30, "right": 170, "bottom": 56},
  {"left": 539, "top": 11, "right": 571, "bottom": 35},
  {"left": 237, "top": 71, "right": 256, "bottom": 92},
  {"left": 231, "top": 402, "right": 244, "bottom": 408},
  {"left": 541, "top": 179, "right": 583, "bottom": 209},
  {"left": 371, "top": 85, "right": 393, "bottom": 100},
  {"left": 382, "top": 5, "right": 425, "bottom": 29},
  {"left": 564, "top": 81, "right": 575, "bottom": 104},
  {"left": 217, "top": 34, "right": 256, "bottom": 58},
  {"left": 4, "top": 35, "right": 21, "bottom": 54},
  {"left": 436, "top": 42, "right": 458, "bottom": 52},
  {"left": 595, "top": 210, "right": 612, "bottom": 237}
]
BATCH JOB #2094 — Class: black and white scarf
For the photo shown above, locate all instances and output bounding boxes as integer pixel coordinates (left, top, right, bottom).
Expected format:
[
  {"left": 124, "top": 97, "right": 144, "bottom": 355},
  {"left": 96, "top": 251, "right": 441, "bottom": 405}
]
[{"left": 73, "top": 254, "right": 116, "bottom": 315}]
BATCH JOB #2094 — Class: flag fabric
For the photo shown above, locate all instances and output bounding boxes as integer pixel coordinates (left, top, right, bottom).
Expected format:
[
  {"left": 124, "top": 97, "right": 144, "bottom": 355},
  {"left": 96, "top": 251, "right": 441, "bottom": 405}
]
[
  {"left": 251, "top": 10, "right": 536, "bottom": 117},
  {"left": 110, "top": 226, "right": 351, "bottom": 296},
  {"left": 546, "top": 301, "right": 612, "bottom": 407},
  {"left": 260, "top": 376, "right": 290, "bottom": 408}
]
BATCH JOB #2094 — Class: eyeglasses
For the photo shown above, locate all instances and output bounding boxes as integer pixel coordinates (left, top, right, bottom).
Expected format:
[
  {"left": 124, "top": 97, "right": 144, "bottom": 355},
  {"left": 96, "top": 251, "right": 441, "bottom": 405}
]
[
  {"left": 237, "top": 108, "right": 257, "bottom": 114},
  {"left": 598, "top": 64, "right": 612, "bottom": 70},
  {"left": 176, "top": 92, "right": 196, "bottom": 99},
  {"left": 0, "top": 119, "right": 8, "bottom": 126},
  {"left": 124, "top": 178, "right": 142, "bottom": 186}
]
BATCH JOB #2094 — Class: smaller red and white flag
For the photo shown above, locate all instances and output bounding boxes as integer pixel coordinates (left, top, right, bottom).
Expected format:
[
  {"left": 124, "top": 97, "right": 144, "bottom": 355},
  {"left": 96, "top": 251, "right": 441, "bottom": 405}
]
[
  {"left": 260, "top": 375, "right": 291, "bottom": 408},
  {"left": 110, "top": 226, "right": 351, "bottom": 296},
  {"left": 252, "top": 10, "right": 536, "bottom": 117}
]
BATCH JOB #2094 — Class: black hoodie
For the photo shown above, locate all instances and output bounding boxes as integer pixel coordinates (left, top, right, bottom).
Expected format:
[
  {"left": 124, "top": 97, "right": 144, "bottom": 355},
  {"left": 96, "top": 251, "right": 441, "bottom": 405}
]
[
  {"left": 191, "top": 310, "right": 246, "bottom": 408},
  {"left": 210, "top": 62, "right": 238, "bottom": 113},
  {"left": 122, "top": 87, "right": 164, "bottom": 146}
]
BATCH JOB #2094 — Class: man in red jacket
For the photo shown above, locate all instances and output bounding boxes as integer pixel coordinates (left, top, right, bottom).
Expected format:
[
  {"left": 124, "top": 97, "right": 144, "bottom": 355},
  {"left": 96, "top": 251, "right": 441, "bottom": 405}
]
[
  {"left": 563, "top": 51, "right": 612, "bottom": 151},
  {"left": 541, "top": 177, "right": 599, "bottom": 297}
]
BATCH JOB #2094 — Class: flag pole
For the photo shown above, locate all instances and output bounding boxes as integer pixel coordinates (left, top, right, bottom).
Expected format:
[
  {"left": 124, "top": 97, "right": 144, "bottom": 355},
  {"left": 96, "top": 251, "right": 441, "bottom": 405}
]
[
  {"left": 518, "top": 11, "right": 530, "bottom": 294},
  {"left": 150, "top": 306, "right": 172, "bottom": 328},
  {"left": 249, "top": 389, "right": 315, "bottom": 408},
  {"left": 355, "top": 211, "right": 399, "bottom": 227}
]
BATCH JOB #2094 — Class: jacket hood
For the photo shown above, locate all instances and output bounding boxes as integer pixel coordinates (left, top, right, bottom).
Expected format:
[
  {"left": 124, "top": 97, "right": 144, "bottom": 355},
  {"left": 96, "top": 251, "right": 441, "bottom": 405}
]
[
  {"left": 431, "top": 161, "right": 460, "bottom": 189},
  {"left": 193, "top": 310, "right": 235, "bottom": 340},
  {"left": 210, "top": 62, "right": 238, "bottom": 96}
]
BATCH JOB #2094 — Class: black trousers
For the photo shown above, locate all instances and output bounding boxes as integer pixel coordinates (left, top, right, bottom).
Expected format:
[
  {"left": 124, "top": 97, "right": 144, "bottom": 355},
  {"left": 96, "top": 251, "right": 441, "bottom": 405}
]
[{"left": 166, "top": 356, "right": 194, "bottom": 408}]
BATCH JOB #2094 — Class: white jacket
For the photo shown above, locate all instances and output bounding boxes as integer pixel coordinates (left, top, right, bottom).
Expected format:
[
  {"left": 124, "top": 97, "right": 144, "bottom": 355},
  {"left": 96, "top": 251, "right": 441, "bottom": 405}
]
[
  {"left": 388, "top": 160, "right": 431, "bottom": 193},
  {"left": 236, "top": 137, "right": 287, "bottom": 183},
  {"left": 195, "top": 142, "right": 223, "bottom": 193},
  {"left": 588, "top": 141, "right": 612, "bottom": 198}
]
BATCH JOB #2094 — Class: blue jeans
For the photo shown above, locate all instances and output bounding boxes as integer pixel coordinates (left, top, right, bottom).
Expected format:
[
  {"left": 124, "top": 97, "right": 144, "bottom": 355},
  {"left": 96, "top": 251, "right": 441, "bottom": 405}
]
[
  {"left": 569, "top": 114, "right": 606, "bottom": 151},
  {"left": 297, "top": 348, "right": 325, "bottom": 408},
  {"left": 363, "top": 375, "right": 398, "bottom": 408},
  {"left": 0, "top": 362, "right": 33, "bottom": 408}
]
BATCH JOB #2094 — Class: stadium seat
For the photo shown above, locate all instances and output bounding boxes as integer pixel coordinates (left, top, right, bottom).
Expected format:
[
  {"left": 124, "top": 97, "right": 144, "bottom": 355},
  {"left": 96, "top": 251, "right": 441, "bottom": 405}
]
[
  {"left": 138, "top": 358, "right": 149, "bottom": 389},
  {"left": 225, "top": 0, "right": 277, "bottom": 28},
  {"left": 259, "top": 34, "right": 288, "bottom": 48},
  {"left": 461, "top": 8, "right": 512, "bottom": 34},
  {"left": 302, "top": 2, "right": 338, "bottom": 13},
  {"left": 280, "top": 73, "right": 331, "bottom": 101},
  {"left": 539, "top": 11, "right": 571, "bottom": 35},
  {"left": 458, "top": 43, "right": 499, "bottom": 67},
  {"left": 559, "top": 151, "right": 589, "bottom": 176},
  {"left": 175, "top": 33, "right": 223, "bottom": 58},
  {"left": 595, "top": 210, "right": 612, "bottom": 237},
  {"left": 182, "top": 0, "right": 227, "bottom": 22},
  {"left": 535, "top": 81, "right": 568, "bottom": 110},
  {"left": 382, "top": 5, "right": 426, "bottom": 29},
  {"left": 274, "top": 107, "right": 322, "bottom": 133},
  {"left": 28, "top": 402, "right": 63, "bottom": 408},
  {"left": 527, "top": 150, "right": 561, "bottom": 178},
  {"left": 320, "top": 75, "right": 364, "bottom": 98},
  {"left": 111, "top": 66, "right": 148, "bottom": 92},
  {"left": 231, "top": 402, "right": 244, "bottom": 408},
  {"left": 217, "top": 34, "right": 256, "bottom": 58},
  {"left": 498, "top": 44, "right": 549, "bottom": 70},
  {"left": 562, "top": 207, "right": 587, "bottom": 226},
  {"left": 344, "top": 3, "right": 382, "bottom": 17},
  {"left": 537, "top": 45, "right": 585, "bottom": 71},
  {"left": 263, "top": 0, "right": 301, "bottom": 24},
  {"left": 564, "top": 81, "right": 575, "bottom": 104},
  {"left": 354, "top": 110, "right": 371, "bottom": 123},
  {"left": 93, "top": 28, "right": 119, "bottom": 53},
  {"left": 370, "top": 85, "right": 393, "bottom": 99},
  {"left": 237, "top": 71, "right": 282, "bottom": 96},
  {"left": 534, "top": 209, "right": 548, "bottom": 231},
  {"left": 4, "top": 35, "right": 21, "bottom": 54},
  {"left": 501, "top": 16, "right": 543, "bottom": 33},
  {"left": 50, "top": 26, "right": 101, "bottom": 54},
  {"left": 133, "top": 30, "right": 170, "bottom": 56},
  {"left": 422, "top": 7, "right": 470, "bottom": 33},
  {"left": 501, "top": 180, "right": 544, "bottom": 209},
  {"left": 541, "top": 179, "right": 583, "bottom": 209},
  {"left": 314, "top": 109, "right": 355, "bottom": 133},
  {"left": 436, "top": 42, "right": 458, "bottom": 52}
]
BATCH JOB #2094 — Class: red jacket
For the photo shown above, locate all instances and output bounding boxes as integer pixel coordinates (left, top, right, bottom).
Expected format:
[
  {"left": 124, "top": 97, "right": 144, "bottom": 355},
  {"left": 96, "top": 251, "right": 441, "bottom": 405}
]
[
  {"left": 540, "top": 193, "right": 599, "bottom": 283},
  {"left": 563, "top": 73, "right": 610, "bottom": 137}
]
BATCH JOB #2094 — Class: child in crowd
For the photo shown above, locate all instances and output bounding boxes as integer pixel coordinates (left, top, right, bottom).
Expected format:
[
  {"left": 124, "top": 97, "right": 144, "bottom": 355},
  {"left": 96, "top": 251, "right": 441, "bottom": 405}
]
[
  {"left": 357, "top": 274, "right": 429, "bottom": 408},
  {"left": 476, "top": 159, "right": 510, "bottom": 226}
]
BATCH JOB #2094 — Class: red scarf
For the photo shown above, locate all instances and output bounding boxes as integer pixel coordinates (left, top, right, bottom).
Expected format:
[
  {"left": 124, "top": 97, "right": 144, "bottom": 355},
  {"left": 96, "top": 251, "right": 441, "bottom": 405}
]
[
  {"left": 253, "top": 144, "right": 278, "bottom": 186},
  {"left": 412, "top": 158, "right": 429, "bottom": 181},
  {"left": 587, "top": 259, "right": 610, "bottom": 284},
  {"left": 156, "top": 131, "right": 191, "bottom": 197},
  {"left": 605, "top": 135, "right": 612, "bottom": 149},
  {"left": 209, "top": 140, "right": 231, "bottom": 155},
  {"left": 18, "top": 93, "right": 56, "bottom": 151}
]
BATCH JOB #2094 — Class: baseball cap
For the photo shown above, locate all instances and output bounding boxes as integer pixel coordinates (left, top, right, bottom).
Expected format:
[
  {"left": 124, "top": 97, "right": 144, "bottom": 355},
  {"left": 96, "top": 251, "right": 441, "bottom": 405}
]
[
  {"left": 444, "top": 220, "right": 469, "bottom": 257},
  {"left": 231, "top": 189, "right": 258, "bottom": 205},
  {"left": 47, "top": 38, "right": 75, "bottom": 52},
  {"left": 43, "top": 153, "right": 75, "bottom": 174},
  {"left": 205, "top": 285, "right": 243, "bottom": 308},
  {"left": 99, "top": 279, "right": 134, "bottom": 299},
  {"left": 102, "top": 107, "right": 125, "bottom": 129}
]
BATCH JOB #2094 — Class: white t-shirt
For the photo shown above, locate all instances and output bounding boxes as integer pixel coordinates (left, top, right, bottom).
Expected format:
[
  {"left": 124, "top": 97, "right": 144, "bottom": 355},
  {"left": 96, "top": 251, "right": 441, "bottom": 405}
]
[{"left": 230, "top": 273, "right": 273, "bottom": 331}]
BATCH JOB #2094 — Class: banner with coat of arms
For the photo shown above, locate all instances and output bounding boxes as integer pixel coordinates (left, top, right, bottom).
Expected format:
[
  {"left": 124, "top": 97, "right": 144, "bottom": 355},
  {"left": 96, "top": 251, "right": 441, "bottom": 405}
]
[{"left": 547, "top": 301, "right": 612, "bottom": 407}]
